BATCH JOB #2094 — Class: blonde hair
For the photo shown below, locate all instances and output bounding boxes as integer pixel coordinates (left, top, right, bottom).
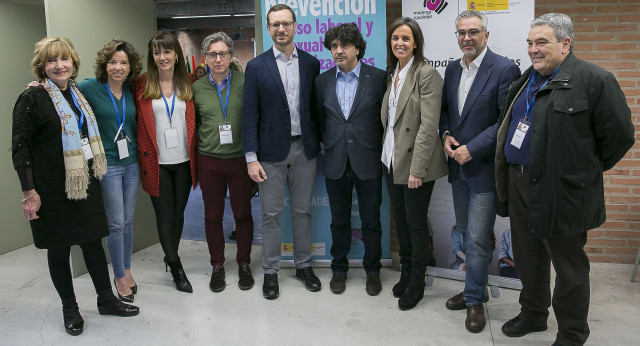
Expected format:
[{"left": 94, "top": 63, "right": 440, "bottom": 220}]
[
  {"left": 31, "top": 36, "right": 80, "bottom": 81},
  {"left": 142, "top": 30, "right": 193, "bottom": 101}
]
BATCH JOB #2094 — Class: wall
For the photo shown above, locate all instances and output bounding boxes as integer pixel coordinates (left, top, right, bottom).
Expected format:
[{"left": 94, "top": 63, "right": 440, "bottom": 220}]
[
  {"left": 0, "top": 2, "right": 47, "bottom": 255},
  {"left": 176, "top": 28, "right": 256, "bottom": 72}
]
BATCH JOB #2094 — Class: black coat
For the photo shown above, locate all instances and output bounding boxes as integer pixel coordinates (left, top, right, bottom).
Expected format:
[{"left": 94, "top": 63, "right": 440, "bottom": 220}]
[
  {"left": 495, "top": 53, "right": 635, "bottom": 239},
  {"left": 12, "top": 86, "right": 108, "bottom": 249}
]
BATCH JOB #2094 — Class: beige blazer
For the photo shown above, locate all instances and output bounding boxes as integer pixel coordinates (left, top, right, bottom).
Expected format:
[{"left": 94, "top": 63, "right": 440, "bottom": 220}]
[{"left": 381, "top": 63, "right": 448, "bottom": 184}]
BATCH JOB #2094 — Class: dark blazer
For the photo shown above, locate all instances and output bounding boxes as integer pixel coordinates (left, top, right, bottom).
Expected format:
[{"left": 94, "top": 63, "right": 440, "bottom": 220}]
[
  {"left": 315, "top": 63, "right": 387, "bottom": 180},
  {"left": 242, "top": 47, "right": 321, "bottom": 162},
  {"left": 439, "top": 48, "right": 520, "bottom": 192}
]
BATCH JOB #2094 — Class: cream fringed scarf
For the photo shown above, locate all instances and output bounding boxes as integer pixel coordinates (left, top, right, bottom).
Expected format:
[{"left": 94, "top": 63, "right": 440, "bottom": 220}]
[{"left": 44, "top": 79, "right": 106, "bottom": 200}]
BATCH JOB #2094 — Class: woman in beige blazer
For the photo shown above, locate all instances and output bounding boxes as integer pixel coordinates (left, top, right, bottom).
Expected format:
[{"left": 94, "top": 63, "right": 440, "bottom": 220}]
[{"left": 381, "top": 17, "right": 448, "bottom": 311}]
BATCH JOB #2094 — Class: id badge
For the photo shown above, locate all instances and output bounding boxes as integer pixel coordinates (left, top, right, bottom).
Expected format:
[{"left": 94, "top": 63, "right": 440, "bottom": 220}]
[
  {"left": 510, "top": 118, "right": 531, "bottom": 149},
  {"left": 117, "top": 138, "right": 129, "bottom": 159},
  {"left": 81, "top": 138, "right": 94, "bottom": 160},
  {"left": 219, "top": 123, "right": 233, "bottom": 145},
  {"left": 165, "top": 128, "right": 179, "bottom": 148}
]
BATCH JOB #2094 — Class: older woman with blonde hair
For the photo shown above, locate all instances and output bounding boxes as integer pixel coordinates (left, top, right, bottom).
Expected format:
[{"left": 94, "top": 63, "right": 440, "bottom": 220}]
[{"left": 12, "top": 36, "right": 138, "bottom": 336}]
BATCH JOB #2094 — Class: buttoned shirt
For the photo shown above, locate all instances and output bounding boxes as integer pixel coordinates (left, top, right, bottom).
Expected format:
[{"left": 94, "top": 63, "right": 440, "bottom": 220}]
[
  {"left": 382, "top": 57, "right": 414, "bottom": 170},
  {"left": 274, "top": 45, "right": 301, "bottom": 135},
  {"left": 335, "top": 62, "right": 361, "bottom": 119},
  {"left": 457, "top": 47, "right": 487, "bottom": 115}
]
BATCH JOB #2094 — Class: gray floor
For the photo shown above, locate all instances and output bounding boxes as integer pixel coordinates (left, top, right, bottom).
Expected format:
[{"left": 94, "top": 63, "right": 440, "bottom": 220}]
[{"left": 2, "top": 241, "right": 640, "bottom": 345}]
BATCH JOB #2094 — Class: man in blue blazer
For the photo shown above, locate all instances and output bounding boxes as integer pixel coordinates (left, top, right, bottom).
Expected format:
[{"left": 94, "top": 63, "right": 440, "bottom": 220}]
[
  {"left": 438, "top": 10, "right": 520, "bottom": 332},
  {"left": 242, "top": 4, "right": 321, "bottom": 300},
  {"left": 314, "top": 23, "right": 387, "bottom": 296}
]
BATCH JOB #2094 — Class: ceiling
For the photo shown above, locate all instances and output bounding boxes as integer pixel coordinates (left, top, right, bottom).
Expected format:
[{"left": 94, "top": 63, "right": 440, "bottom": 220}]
[{"left": 155, "top": 0, "right": 256, "bottom": 29}]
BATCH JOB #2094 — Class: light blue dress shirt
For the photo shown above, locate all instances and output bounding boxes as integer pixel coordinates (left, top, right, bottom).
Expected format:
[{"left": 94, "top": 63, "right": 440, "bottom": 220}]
[{"left": 335, "top": 62, "right": 361, "bottom": 119}]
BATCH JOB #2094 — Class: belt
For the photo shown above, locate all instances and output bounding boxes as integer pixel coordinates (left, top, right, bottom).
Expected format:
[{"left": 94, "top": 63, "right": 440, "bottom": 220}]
[
  {"left": 509, "top": 163, "right": 528, "bottom": 173},
  {"left": 291, "top": 135, "right": 301, "bottom": 143}
]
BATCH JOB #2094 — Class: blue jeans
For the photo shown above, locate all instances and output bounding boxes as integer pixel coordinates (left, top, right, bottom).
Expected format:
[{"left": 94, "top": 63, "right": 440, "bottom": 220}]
[
  {"left": 451, "top": 167, "right": 496, "bottom": 306},
  {"left": 100, "top": 163, "right": 140, "bottom": 278}
]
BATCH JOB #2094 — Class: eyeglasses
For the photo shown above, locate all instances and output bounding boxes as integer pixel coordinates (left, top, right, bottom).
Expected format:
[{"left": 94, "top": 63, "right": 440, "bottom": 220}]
[
  {"left": 206, "top": 51, "right": 230, "bottom": 60},
  {"left": 268, "top": 21, "right": 294, "bottom": 31},
  {"left": 455, "top": 29, "right": 483, "bottom": 39},
  {"left": 330, "top": 43, "right": 354, "bottom": 51}
]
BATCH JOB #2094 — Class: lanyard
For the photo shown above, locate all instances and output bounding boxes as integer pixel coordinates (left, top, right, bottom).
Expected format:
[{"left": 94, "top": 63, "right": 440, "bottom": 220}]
[
  {"left": 162, "top": 92, "right": 176, "bottom": 125},
  {"left": 524, "top": 66, "right": 560, "bottom": 119},
  {"left": 70, "top": 88, "right": 86, "bottom": 133},
  {"left": 209, "top": 71, "right": 231, "bottom": 122},
  {"left": 105, "top": 83, "right": 126, "bottom": 137}
]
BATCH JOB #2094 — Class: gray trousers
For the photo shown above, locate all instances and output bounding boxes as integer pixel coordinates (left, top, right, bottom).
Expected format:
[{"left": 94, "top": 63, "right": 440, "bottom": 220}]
[{"left": 259, "top": 140, "right": 317, "bottom": 274}]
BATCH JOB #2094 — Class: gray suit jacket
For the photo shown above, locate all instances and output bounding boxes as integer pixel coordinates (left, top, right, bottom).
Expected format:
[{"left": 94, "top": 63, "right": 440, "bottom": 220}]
[
  {"left": 315, "top": 63, "right": 387, "bottom": 180},
  {"left": 381, "top": 62, "right": 448, "bottom": 184}
]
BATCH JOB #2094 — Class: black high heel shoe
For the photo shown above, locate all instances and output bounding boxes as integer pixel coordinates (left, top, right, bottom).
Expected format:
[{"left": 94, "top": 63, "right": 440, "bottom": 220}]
[
  {"left": 114, "top": 278, "right": 134, "bottom": 303},
  {"left": 164, "top": 258, "right": 193, "bottom": 293},
  {"left": 61, "top": 297, "right": 84, "bottom": 336},
  {"left": 130, "top": 284, "right": 138, "bottom": 294},
  {"left": 97, "top": 298, "right": 139, "bottom": 317}
]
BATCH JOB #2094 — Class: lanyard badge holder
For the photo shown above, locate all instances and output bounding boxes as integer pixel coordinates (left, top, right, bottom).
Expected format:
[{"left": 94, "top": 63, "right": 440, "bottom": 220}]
[
  {"left": 106, "top": 83, "right": 130, "bottom": 159},
  {"left": 213, "top": 73, "right": 233, "bottom": 145},
  {"left": 162, "top": 93, "right": 179, "bottom": 149},
  {"left": 71, "top": 89, "right": 94, "bottom": 160}
]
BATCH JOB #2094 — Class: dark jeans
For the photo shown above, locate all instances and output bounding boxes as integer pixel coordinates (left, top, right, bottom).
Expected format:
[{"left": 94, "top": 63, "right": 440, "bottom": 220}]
[
  {"left": 325, "top": 161, "right": 382, "bottom": 274},
  {"left": 48, "top": 239, "right": 111, "bottom": 300},
  {"left": 384, "top": 166, "right": 435, "bottom": 286},
  {"left": 150, "top": 161, "right": 192, "bottom": 263},
  {"left": 198, "top": 153, "right": 254, "bottom": 266},
  {"left": 508, "top": 164, "right": 590, "bottom": 346}
]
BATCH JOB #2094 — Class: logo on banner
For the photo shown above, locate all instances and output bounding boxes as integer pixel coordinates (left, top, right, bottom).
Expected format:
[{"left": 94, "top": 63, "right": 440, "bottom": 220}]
[{"left": 424, "top": 0, "right": 448, "bottom": 14}]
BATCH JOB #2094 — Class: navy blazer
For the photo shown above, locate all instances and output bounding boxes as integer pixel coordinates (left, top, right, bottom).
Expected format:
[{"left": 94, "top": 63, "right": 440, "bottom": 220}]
[
  {"left": 242, "top": 47, "right": 321, "bottom": 162},
  {"left": 315, "top": 63, "right": 387, "bottom": 180},
  {"left": 439, "top": 48, "right": 520, "bottom": 192}
]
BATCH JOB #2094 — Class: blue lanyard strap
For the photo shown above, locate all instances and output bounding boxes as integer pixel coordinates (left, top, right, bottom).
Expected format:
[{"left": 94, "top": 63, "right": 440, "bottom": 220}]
[
  {"left": 525, "top": 66, "right": 560, "bottom": 118},
  {"left": 209, "top": 71, "right": 231, "bottom": 122},
  {"left": 162, "top": 92, "right": 176, "bottom": 125},
  {"left": 70, "top": 88, "right": 85, "bottom": 133},
  {"left": 105, "top": 83, "right": 126, "bottom": 136}
]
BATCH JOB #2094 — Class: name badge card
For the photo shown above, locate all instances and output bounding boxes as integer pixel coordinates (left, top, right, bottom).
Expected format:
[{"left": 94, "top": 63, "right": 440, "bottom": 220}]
[
  {"left": 219, "top": 123, "right": 233, "bottom": 145},
  {"left": 510, "top": 118, "right": 531, "bottom": 149},
  {"left": 165, "top": 128, "right": 179, "bottom": 148},
  {"left": 117, "top": 138, "right": 129, "bottom": 159},
  {"left": 81, "top": 138, "right": 94, "bottom": 160}
]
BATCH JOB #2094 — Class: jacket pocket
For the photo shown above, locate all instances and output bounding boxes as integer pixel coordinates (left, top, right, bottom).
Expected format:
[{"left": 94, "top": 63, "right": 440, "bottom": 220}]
[
  {"left": 559, "top": 170, "right": 599, "bottom": 220},
  {"left": 551, "top": 99, "right": 590, "bottom": 137}
]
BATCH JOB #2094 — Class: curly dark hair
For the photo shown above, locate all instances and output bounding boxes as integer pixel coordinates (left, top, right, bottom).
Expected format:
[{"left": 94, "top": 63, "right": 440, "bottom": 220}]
[
  {"left": 323, "top": 23, "right": 366, "bottom": 61},
  {"left": 94, "top": 39, "right": 142, "bottom": 84}
]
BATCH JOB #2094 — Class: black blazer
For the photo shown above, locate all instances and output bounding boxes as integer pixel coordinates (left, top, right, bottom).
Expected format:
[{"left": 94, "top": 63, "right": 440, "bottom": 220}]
[
  {"left": 242, "top": 47, "right": 321, "bottom": 162},
  {"left": 315, "top": 63, "right": 387, "bottom": 180}
]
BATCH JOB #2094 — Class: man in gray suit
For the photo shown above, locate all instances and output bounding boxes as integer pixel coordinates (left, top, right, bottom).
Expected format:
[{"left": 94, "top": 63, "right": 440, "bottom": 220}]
[{"left": 314, "top": 23, "right": 387, "bottom": 296}]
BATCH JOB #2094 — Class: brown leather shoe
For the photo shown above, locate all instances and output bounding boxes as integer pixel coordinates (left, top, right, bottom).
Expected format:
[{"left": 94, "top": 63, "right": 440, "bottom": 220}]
[
  {"left": 365, "top": 273, "right": 382, "bottom": 296},
  {"left": 465, "top": 304, "right": 486, "bottom": 333},
  {"left": 446, "top": 292, "right": 466, "bottom": 310},
  {"left": 329, "top": 273, "right": 346, "bottom": 294},
  {"left": 238, "top": 264, "right": 254, "bottom": 290}
]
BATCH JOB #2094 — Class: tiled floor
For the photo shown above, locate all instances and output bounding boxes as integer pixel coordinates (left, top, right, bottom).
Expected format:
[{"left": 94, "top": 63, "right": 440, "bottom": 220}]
[{"left": 2, "top": 241, "right": 639, "bottom": 345}]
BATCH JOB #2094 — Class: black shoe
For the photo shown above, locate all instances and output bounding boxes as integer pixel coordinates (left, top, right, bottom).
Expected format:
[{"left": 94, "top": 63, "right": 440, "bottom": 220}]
[
  {"left": 295, "top": 267, "right": 321, "bottom": 292},
  {"left": 392, "top": 267, "right": 410, "bottom": 298},
  {"left": 502, "top": 316, "right": 548, "bottom": 337},
  {"left": 61, "top": 299, "right": 84, "bottom": 336},
  {"left": 329, "top": 273, "right": 347, "bottom": 294},
  {"left": 209, "top": 265, "right": 226, "bottom": 292},
  {"left": 465, "top": 304, "right": 486, "bottom": 333},
  {"left": 262, "top": 273, "right": 279, "bottom": 300},
  {"left": 97, "top": 298, "right": 139, "bottom": 317},
  {"left": 130, "top": 284, "right": 138, "bottom": 295},
  {"left": 229, "top": 230, "right": 236, "bottom": 240},
  {"left": 366, "top": 273, "right": 382, "bottom": 296},
  {"left": 114, "top": 278, "right": 134, "bottom": 303},
  {"left": 165, "top": 258, "right": 193, "bottom": 293},
  {"left": 398, "top": 285, "right": 425, "bottom": 311},
  {"left": 238, "top": 264, "right": 255, "bottom": 290}
]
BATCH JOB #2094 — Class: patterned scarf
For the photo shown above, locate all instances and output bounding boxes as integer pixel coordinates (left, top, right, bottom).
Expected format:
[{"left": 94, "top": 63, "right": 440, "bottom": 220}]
[{"left": 43, "top": 79, "right": 106, "bottom": 200}]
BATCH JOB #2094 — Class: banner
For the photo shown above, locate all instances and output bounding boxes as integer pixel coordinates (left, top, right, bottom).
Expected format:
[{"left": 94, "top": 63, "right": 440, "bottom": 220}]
[{"left": 260, "top": 0, "right": 390, "bottom": 262}]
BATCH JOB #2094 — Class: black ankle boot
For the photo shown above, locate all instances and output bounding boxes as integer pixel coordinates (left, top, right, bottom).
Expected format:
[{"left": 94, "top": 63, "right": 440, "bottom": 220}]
[
  {"left": 398, "top": 284, "right": 425, "bottom": 311},
  {"left": 96, "top": 289, "right": 139, "bottom": 317},
  {"left": 165, "top": 258, "right": 193, "bottom": 293},
  {"left": 392, "top": 266, "right": 411, "bottom": 298},
  {"left": 61, "top": 296, "right": 84, "bottom": 336}
]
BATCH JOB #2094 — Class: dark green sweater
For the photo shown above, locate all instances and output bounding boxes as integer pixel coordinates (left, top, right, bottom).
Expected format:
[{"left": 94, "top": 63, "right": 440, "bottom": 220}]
[{"left": 193, "top": 70, "right": 245, "bottom": 159}]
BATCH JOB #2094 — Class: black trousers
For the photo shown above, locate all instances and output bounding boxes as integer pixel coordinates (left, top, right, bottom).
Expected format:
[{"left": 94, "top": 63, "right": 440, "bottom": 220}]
[
  {"left": 384, "top": 166, "right": 435, "bottom": 286},
  {"left": 508, "top": 164, "right": 590, "bottom": 346},
  {"left": 150, "top": 162, "right": 192, "bottom": 263},
  {"left": 48, "top": 239, "right": 111, "bottom": 300},
  {"left": 325, "top": 161, "right": 382, "bottom": 274}
]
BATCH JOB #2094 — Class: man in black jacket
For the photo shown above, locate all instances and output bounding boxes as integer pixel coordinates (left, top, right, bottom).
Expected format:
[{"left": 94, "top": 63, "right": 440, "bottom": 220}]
[{"left": 495, "top": 13, "right": 635, "bottom": 346}]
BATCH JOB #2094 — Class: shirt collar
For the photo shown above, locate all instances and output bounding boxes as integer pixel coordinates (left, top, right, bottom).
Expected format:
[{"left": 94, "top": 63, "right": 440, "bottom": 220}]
[
  {"left": 336, "top": 61, "right": 361, "bottom": 80},
  {"left": 397, "top": 56, "right": 414, "bottom": 80},
  {"left": 460, "top": 46, "right": 488, "bottom": 70},
  {"left": 273, "top": 45, "right": 298, "bottom": 61},
  {"left": 209, "top": 69, "right": 231, "bottom": 89}
]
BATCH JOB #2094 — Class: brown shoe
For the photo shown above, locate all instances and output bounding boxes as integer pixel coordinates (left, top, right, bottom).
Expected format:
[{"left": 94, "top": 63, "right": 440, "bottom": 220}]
[
  {"left": 465, "top": 304, "right": 486, "bottom": 333},
  {"left": 209, "top": 265, "right": 226, "bottom": 293},
  {"left": 329, "top": 273, "right": 347, "bottom": 294},
  {"left": 365, "top": 273, "right": 382, "bottom": 296},
  {"left": 238, "top": 264, "right": 254, "bottom": 290},
  {"left": 446, "top": 292, "right": 466, "bottom": 310}
]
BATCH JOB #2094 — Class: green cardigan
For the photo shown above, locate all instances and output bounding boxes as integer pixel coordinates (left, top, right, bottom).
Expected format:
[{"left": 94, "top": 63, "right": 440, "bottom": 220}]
[{"left": 193, "top": 70, "right": 245, "bottom": 159}]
